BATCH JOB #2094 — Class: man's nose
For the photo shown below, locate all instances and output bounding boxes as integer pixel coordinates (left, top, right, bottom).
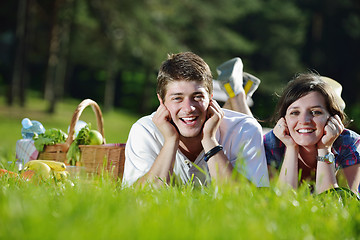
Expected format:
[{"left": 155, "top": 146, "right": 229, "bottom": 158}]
[{"left": 182, "top": 98, "right": 196, "bottom": 113}]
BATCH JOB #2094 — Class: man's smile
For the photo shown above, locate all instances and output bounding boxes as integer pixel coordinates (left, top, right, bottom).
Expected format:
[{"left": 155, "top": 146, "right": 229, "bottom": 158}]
[{"left": 180, "top": 116, "right": 198, "bottom": 125}]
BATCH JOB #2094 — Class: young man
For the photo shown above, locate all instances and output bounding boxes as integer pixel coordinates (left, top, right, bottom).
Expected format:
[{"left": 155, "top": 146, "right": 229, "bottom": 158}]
[{"left": 122, "top": 52, "right": 269, "bottom": 187}]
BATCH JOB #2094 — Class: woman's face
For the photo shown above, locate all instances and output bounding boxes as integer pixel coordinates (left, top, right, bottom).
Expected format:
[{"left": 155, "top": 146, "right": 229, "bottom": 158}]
[{"left": 285, "top": 91, "right": 330, "bottom": 147}]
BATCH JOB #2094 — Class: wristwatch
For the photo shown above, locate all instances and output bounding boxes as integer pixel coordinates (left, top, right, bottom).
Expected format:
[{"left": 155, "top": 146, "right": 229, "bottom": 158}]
[{"left": 317, "top": 152, "right": 335, "bottom": 164}]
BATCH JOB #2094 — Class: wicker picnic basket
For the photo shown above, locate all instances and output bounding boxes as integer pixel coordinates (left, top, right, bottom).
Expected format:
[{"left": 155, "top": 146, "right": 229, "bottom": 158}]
[{"left": 38, "top": 99, "right": 125, "bottom": 179}]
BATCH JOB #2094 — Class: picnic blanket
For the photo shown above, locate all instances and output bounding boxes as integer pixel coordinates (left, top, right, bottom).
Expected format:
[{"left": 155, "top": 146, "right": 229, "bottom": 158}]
[{"left": 16, "top": 139, "right": 39, "bottom": 164}]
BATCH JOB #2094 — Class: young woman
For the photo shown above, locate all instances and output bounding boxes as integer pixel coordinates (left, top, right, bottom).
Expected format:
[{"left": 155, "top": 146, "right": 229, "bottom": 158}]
[{"left": 264, "top": 73, "right": 360, "bottom": 194}]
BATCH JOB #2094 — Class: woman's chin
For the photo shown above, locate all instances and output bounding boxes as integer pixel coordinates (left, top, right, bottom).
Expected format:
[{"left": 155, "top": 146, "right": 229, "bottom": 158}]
[{"left": 293, "top": 137, "right": 320, "bottom": 147}]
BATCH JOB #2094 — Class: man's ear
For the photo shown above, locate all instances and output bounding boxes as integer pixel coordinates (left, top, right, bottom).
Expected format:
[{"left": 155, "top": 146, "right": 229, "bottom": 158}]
[{"left": 157, "top": 94, "right": 163, "bottom": 105}]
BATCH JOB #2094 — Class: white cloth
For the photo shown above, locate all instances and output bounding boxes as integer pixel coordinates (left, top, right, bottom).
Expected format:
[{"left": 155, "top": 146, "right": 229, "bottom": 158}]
[
  {"left": 122, "top": 109, "right": 269, "bottom": 187},
  {"left": 16, "top": 139, "right": 39, "bottom": 164}
]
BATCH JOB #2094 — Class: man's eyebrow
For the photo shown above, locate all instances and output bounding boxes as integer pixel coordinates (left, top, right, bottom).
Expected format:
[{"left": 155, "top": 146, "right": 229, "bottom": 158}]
[{"left": 169, "top": 92, "right": 183, "bottom": 96}]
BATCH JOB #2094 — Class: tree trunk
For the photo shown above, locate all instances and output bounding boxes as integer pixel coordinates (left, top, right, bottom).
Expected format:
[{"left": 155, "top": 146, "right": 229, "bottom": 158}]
[
  {"left": 45, "top": 0, "right": 74, "bottom": 113},
  {"left": 103, "top": 52, "right": 118, "bottom": 112},
  {"left": 88, "top": 0, "right": 120, "bottom": 112},
  {"left": 9, "top": 0, "right": 29, "bottom": 107},
  {"left": 140, "top": 68, "right": 155, "bottom": 114}
]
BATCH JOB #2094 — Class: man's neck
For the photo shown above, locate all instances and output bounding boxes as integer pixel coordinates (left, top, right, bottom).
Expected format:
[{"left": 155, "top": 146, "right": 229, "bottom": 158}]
[{"left": 179, "top": 135, "right": 203, "bottom": 162}]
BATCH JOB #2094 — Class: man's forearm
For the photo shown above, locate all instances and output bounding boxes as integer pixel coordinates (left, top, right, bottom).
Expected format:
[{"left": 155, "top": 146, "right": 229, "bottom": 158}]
[
  {"left": 138, "top": 140, "right": 179, "bottom": 185},
  {"left": 202, "top": 138, "right": 233, "bottom": 181}
]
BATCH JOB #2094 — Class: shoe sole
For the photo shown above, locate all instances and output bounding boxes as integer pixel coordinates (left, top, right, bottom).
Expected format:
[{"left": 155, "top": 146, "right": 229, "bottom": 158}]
[{"left": 243, "top": 72, "right": 260, "bottom": 97}]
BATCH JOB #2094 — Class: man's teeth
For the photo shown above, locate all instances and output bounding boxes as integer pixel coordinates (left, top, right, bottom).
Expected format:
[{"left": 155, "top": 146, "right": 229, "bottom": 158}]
[
  {"left": 298, "top": 129, "right": 314, "bottom": 133},
  {"left": 182, "top": 117, "right": 196, "bottom": 121}
]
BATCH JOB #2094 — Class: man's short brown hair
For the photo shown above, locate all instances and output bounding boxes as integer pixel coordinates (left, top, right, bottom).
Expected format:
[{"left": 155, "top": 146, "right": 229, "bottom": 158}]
[{"left": 156, "top": 52, "right": 213, "bottom": 102}]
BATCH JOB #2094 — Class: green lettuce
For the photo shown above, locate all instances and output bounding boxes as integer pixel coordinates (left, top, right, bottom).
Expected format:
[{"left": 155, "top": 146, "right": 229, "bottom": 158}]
[{"left": 33, "top": 128, "right": 68, "bottom": 152}]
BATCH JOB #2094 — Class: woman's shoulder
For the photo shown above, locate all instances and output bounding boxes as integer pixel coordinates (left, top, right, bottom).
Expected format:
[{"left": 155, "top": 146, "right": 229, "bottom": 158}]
[
  {"left": 336, "top": 128, "right": 360, "bottom": 143},
  {"left": 263, "top": 129, "right": 285, "bottom": 149}
]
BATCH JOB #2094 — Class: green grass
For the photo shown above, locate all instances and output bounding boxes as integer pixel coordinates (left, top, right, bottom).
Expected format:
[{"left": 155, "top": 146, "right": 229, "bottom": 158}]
[
  {"left": 1, "top": 95, "right": 360, "bottom": 239},
  {"left": 0, "top": 175, "right": 359, "bottom": 240}
]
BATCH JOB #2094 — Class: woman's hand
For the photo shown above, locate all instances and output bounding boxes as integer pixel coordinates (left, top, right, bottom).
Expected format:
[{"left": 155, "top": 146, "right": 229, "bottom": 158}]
[
  {"left": 273, "top": 117, "right": 297, "bottom": 148},
  {"left": 152, "top": 95, "right": 179, "bottom": 142},
  {"left": 317, "top": 115, "right": 344, "bottom": 150}
]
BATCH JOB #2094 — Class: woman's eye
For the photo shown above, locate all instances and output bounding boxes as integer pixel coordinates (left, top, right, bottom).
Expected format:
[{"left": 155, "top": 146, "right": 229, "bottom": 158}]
[
  {"left": 311, "top": 110, "right": 322, "bottom": 115},
  {"left": 289, "top": 111, "right": 300, "bottom": 116}
]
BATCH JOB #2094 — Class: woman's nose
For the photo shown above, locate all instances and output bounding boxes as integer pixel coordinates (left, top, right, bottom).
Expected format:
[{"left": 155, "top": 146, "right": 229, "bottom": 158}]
[{"left": 300, "top": 112, "right": 312, "bottom": 123}]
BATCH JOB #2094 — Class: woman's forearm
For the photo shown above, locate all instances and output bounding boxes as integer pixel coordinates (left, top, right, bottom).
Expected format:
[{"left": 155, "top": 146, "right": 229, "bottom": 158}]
[
  {"left": 315, "top": 149, "right": 338, "bottom": 194},
  {"left": 279, "top": 146, "right": 299, "bottom": 189}
]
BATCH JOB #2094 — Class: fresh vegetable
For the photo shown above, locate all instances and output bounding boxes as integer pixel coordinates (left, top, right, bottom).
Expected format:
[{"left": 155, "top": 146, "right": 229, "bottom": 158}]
[
  {"left": 33, "top": 128, "right": 68, "bottom": 152},
  {"left": 23, "top": 161, "right": 51, "bottom": 180},
  {"left": 0, "top": 169, "right": 18, "bottom": 177},
  {"left": 89, "top": 130, "right": 103, "bottom": 145},
  {"left": 20, "top": 170, "right": 35, "bottom": 180},
  {"left": 66, "top": 125, "right": 91, "bottom": 165},
  {"left": 21, "top": 160, "right": 71, "bottom": 183},
  {"left": 25, "top": 160, "right": 66, "bottom": 172},
  {"left": 66, "top": 125, "right": 104, "bottom": 165}
]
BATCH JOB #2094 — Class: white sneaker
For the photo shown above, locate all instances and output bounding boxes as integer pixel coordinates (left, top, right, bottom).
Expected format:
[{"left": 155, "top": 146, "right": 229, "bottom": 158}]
[
  {"left": 216, "top": 57, "right": 244, "bottom": 98},
  {"left": 213, "top": 57, "right": 261, "bottom": 105},
  {"left": 242, "top": 72, "right": 261, "bottom": 98},
  {"left": 212, "top": 80, "right": 229, "bottom": 102}
]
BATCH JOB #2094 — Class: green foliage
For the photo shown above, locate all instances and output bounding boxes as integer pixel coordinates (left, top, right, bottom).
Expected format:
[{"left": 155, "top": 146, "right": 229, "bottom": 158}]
[
  {"left": 66, "top": 124, "right": 92, "bottom": 165},
  {"left": 33, "top": 128, "right": 68, "bottom": 152},
  {"left": 2, "top": 0, "right": 360, "bottom": 119}
]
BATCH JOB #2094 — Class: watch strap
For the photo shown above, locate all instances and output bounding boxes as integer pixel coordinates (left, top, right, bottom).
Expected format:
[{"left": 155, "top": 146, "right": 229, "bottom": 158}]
[{"left": 317, "top": 152, "right": 335, "bottom": 164}]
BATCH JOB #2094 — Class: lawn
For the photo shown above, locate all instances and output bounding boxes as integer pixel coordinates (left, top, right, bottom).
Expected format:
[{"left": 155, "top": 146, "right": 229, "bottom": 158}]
[
  {"left": 0, "top": 174, "right": 359, "bottom": 240},
  {"left": 0, "top": 95, "right": 359, "bottom": 240}
]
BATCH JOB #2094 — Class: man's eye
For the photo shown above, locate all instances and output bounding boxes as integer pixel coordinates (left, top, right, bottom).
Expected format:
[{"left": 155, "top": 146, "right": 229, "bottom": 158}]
[
  {"left": 194, "top": 95, "right": 204, "bottom": 100},
  {"left": 172, "top": 97, "right": 182, "bottom": 101}
]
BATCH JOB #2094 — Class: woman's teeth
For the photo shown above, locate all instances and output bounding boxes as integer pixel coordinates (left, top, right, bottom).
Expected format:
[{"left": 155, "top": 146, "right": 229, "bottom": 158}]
[{"left": 297, "top": 129, "right": 315, "bottom": 133}]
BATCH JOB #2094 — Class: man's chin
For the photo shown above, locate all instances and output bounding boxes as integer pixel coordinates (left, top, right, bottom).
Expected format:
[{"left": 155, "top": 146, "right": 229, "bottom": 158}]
[{"left": 179, "top": 130, "right": 202, "bottom": 139}]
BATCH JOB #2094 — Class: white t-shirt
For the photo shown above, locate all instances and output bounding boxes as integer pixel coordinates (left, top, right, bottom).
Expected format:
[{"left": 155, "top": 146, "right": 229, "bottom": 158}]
[{"left": 122, "top": 109, "right": 269, "bottom": 187}]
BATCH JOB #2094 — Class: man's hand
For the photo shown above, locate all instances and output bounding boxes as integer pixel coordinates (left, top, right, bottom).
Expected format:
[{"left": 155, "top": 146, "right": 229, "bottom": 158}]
[
  {"left": 152, "top": 94, "right": 179, "bottom": 142},
  {"left": 202, "top": 100, "right": 224, "bottom": 145}
]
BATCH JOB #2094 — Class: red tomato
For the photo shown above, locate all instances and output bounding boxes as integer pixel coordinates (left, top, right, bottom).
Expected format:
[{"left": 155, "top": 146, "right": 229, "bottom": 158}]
[{"left": 0, "top": 169, "right": 18, "bottom": 177}]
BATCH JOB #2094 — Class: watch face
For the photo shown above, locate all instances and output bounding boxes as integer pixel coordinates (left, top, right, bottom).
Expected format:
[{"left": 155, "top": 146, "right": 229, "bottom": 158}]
[
  {"left": 325, "top": 153, "right": 335, "bottom": 164},
  {"left": 317, "top": 152, "right": 335, "bottom": 164}
]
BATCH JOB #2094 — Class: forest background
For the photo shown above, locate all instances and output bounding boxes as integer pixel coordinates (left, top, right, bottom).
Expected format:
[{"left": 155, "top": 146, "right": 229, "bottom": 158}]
[{"left": 1, "top": 0, "right": 360, "bottom": 131}]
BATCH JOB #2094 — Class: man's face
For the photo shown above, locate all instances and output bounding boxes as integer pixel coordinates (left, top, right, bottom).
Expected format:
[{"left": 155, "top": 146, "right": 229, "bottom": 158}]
[{"left": 163, "top": 80, "right": 210, "bottom": 138}]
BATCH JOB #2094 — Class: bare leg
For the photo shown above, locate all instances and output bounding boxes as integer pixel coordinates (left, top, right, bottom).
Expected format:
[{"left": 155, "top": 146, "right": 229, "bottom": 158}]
[{"left": 222, "top": 91, "right": 253, "bottom": 117}]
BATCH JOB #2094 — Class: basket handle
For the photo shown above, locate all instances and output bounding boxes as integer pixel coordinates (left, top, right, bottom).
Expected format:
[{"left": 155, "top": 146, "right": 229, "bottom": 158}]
[{"left": 62, "top": 99, "right": 105, "bottom": 151}]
